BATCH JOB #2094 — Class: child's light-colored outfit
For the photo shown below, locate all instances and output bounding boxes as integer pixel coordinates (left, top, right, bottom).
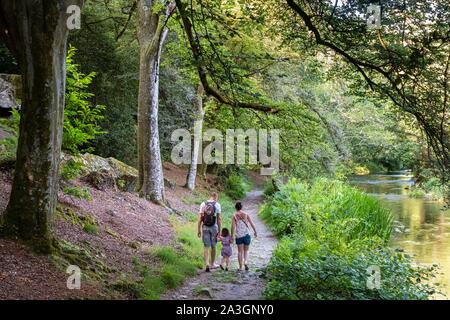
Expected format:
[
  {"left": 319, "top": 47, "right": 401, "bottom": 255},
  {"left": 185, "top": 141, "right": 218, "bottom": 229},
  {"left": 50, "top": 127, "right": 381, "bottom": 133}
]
[{"left": 220, "top": 236, "right": 233, "bottom": 257}]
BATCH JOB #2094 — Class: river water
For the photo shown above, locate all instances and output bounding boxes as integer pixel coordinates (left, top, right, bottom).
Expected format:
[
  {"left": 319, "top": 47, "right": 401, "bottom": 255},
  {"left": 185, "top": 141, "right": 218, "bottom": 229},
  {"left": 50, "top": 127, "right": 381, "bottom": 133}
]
[{"left": 349, "top": 172, "right": 450, "bottom": 299}]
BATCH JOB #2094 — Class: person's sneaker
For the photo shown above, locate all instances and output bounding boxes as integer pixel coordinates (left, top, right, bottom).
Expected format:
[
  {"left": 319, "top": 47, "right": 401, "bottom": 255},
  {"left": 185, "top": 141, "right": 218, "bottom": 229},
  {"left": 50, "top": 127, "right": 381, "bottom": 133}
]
[
  {"left": 245, "top": 264, "right": 249, "bottom": 271},
  {"left": 220, "top": 264, "right": 225, "bottom": 271},
  {"left": 205, "top": 266, "right": 210, "bottom": 272},
  {"left": 211, "top": 263, "right": 220, "bottom": 269},
  {"left": 225, "top": 267, "right": 229, "bottom": 271}
]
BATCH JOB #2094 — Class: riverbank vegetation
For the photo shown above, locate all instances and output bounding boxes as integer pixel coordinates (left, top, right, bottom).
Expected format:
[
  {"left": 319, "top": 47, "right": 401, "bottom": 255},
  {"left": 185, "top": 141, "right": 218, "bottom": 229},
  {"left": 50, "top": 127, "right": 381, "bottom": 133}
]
[
  {"left": 408, "top": 169, "right": 449, "bottom": 202},
  {"left": 260, "top": 179, "right": 443, "bottom": 299}
]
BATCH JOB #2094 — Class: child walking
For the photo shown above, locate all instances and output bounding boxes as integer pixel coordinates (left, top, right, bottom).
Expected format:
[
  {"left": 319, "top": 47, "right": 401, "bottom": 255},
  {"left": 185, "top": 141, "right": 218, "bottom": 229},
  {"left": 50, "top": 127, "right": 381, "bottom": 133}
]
[{"left": 219, "top": 228, "right": 232, "bottom": 271}]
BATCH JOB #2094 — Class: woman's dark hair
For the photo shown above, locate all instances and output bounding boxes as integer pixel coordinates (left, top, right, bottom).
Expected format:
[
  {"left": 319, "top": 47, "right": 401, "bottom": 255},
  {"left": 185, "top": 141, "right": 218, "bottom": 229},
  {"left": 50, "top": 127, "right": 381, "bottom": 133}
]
[
  {"left": 221, "top": 228, "right": 230, "bottom": 237},
  {"left": 235, "top": 202, "right": 243, "bottom": 211}
]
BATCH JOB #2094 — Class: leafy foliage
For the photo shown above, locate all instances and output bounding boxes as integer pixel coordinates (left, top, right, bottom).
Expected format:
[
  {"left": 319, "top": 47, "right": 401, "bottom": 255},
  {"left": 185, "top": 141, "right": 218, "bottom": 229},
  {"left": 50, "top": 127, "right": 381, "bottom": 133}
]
[
  {"left": 0, "top": 136, "right": 17, "bottom": 164},
  {"left": 64, "top": 46, "right": 106, "bottom": 154},
  {"left": 261, "top": 179, "right": 392, "bottom": 241},
  {"left": 0, "top": 109, "right": 20, "bottom": 163},
  {"left": 63, "top": 186, "right": 92, "bottom": 201},
  {"left": 0, "top": 108, "right": 20, "bottom": 133},
  {"left": 60, "top": 159, "right": 84, "bottom": 181},
  {"left": 265, "top": 238, "right": 440, "bottom": 300},
  {"left": 261, "top": 179, "right": 442, "bottom": 299},
  {"left": 224, "top": 174, "right": 250, "bottom": 200},
  {"left": 0, "top": 43, "right": 18, "bottom": 73},
  {"left": 83, "top": 223, "right": 99, "bottom": 235},
  {"left": 409, "top": 168, "right": 449, "bottom": 201},
  {"left": 0, "top": 48, "right": 106, "bottom": 156},
  {"left": 253, "top": 0, "right": 449, "bottom": 181}
]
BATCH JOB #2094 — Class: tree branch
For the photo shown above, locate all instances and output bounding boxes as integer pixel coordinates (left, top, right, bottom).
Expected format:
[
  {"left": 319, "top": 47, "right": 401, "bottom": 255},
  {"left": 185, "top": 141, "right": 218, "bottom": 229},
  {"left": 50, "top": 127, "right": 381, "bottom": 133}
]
[
  {"left": 115, "top": 0, "right": 137, "bottom": 41},
  {"left": 175, "top": 0, "right": 279, "bottom": 114}
]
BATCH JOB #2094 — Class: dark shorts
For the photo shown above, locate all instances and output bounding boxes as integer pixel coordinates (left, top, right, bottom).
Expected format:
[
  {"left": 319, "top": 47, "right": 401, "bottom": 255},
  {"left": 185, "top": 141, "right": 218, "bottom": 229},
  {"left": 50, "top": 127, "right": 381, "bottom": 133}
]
[
  {"left": 236, "top": 234, "right": 251, "bottom": 246},
  {"left": 202, "top": 225, "right": 218, "bottom": 248}
]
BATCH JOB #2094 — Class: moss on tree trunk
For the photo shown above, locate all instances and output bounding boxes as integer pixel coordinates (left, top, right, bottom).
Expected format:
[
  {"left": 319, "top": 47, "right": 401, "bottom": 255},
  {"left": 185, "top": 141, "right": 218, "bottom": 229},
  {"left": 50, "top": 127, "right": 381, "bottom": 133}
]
[{"left": 0, "top": 0, "right": 83, "bottom": 253}]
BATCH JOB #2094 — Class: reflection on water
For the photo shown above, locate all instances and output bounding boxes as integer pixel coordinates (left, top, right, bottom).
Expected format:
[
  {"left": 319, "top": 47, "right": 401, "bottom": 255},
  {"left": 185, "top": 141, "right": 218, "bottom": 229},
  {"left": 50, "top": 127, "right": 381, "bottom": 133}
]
[{"left": 349, "top": 172, "right": 450, "bottom": 299}]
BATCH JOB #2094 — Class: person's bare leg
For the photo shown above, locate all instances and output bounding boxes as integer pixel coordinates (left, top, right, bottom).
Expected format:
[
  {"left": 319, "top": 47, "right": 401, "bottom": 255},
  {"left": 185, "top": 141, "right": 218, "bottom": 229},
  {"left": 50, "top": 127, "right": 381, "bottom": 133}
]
[
  {"left": 244, "top": 245, "right": 250, "bottom": 264},
  {"left": 210, "top": 247, "right": 216, "bottom": 267},
  {"left": 204, "top": 247, "right": 210, "bottom": 268},
  {"left": 244, "top": 245, "right": 250, "bottom": 270},
  {"left": 220, "top": 256, "right": 226, "bottom": 269},
  {"left": 237, "top": 245, "right": 244, "bottom": 270}
]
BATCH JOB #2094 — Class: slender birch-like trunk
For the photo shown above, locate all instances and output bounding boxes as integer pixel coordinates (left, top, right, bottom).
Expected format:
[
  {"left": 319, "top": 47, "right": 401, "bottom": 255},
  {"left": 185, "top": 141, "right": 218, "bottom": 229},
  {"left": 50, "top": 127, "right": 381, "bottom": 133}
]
[
  {"left": 185, "top": 84, "right": 205, "bottom": 191},
  {"left": 137, "top": 1, "right": 174, "bottom": 203}
]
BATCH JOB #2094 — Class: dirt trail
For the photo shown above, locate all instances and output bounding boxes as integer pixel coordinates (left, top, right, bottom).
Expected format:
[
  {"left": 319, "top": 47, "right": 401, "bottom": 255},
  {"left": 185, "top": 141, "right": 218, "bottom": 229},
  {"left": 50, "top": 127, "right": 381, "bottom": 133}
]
[{"left": 162, "top": 189, "right": 277, "bottom": 300}]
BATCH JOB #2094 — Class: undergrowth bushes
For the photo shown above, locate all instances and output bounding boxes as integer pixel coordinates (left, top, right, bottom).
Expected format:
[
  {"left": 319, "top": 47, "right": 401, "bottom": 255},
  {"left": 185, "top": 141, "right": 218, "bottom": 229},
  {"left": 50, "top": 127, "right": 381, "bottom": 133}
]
[
  {"left": 224, "top": 174, "right": 252, "bottom": 200},
  {"left": 409, "top": 169, "right": 448, "bottom": 201},
  {"left": 261, "top": 178, "right": 442, "bottom": 300}
]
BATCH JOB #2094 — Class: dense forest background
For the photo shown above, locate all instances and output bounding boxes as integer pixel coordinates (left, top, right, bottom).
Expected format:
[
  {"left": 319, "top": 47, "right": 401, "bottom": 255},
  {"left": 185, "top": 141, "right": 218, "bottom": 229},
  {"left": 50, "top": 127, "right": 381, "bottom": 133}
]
[{"left": 2, "top": 0, "right": 445, "bottom": 179}]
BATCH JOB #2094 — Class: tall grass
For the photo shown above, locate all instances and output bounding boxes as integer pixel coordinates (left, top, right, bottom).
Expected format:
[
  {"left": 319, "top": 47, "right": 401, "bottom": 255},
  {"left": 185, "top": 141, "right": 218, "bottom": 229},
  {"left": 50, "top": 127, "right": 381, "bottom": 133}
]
[
  {"left": 127, "top": 220, "right": 204, "bottom": 300},
  {"left": 261, "top": 178, "right": 392, "bottom": 243},
  {"left": 261, "top": 178, "right": 440, "bottom": 300}
]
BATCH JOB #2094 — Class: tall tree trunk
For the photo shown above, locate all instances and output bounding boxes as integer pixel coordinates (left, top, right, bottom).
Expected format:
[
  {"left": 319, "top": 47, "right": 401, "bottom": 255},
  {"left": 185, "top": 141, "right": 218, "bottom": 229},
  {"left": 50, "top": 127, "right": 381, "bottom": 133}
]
[
  {"left": 199, "top": 150, "right": 208, "bottom": 179},
  {"left": 0, "top": 0, "right": 83, "bottom": 253},
  {"left": 137, "top": 1, "right": 173, "bottom": 203},
  {"left": 185, "top": 84, "right": 204, "bottom": 191}
]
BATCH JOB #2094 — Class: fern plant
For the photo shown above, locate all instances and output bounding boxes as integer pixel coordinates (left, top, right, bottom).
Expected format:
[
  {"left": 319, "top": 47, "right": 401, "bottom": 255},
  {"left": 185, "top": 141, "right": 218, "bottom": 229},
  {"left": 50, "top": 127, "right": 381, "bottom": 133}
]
[
  {"left": 1, "top": 46, "right": 106, "bottom": 155},
  {"left": 63, "top": 45, "right": 106, "bottom": 154}
]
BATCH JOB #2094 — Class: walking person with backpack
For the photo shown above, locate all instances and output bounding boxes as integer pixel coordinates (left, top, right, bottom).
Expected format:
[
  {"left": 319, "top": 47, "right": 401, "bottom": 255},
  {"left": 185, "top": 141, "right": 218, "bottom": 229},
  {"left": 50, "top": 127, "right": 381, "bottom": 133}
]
[
  {"left": 198, "top": 192, "right": 222, "bottom": 272},
  {"left": 231, "top": 202, "right": 257, "bottom": 271}
]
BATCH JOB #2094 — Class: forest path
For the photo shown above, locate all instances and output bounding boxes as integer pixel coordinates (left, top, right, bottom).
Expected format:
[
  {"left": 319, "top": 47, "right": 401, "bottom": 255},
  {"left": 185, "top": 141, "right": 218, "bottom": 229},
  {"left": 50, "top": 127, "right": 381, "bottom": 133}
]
[{"left": 162, "top": 189, "right": 277, "bottom": 300}]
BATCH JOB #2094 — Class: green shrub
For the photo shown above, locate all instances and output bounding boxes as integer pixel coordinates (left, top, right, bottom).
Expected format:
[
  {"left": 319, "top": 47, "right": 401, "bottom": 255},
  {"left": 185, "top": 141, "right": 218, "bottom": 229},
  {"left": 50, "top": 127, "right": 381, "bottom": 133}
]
[
  {"left": 154, "top": 247, "right": 178, "bottom": 264},
  {"left": 64, "top": 46, "right": 107, "bottom": 154},
  {"left": 63, "top": 186, "right": 92, "bottom": 201},
  {"left": 262, "top": 178, "right": 440, "bottom": 300},
  {"left": 1, "top": 48, "right": 106, "bottom": 156},
  {"left": 224, "top": 174, "right": 247, "bottom": 200},
  {"left": 0, "top": 136, "right": 17, "bottom": 163},
  {"left": 261, "top": 178, "right": 392, "bottom": 241},
  {"left": 422, "top": 177, "right": 447, "bottom": 201},
  {"left": 408, "top": 188, "right": 426, "bottom": 198},
  {"left": 412, "top": 170, "right": 447, "bottom": 201},
  {"left": 83, "top": 223, "right": 99, "bottom": 235},
  {"left": 263, "top": 179, "right": 277, "bottom": 198},
  {"left": 0, "top": 109, "right": 20, "bottom": 163},
  {"left": 265, "top": 236, "right": 441, "bottom": 300},
  {"left": 160, "top": 265, "right": 185, "bottom": 289},
  {"left": 60, "top": 159, "right": 84, "bottom": 181},
  {"left": 0, "top": 108, "right": 20, "bottom": 133},
  {"left": 423, "top": 177, "right": 441, "bottom": 192}
]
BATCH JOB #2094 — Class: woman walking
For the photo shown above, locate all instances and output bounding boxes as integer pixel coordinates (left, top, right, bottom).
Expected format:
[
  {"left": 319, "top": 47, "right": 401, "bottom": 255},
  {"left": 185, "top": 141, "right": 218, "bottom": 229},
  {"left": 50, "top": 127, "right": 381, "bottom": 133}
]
[{"left": 231, "top": 202, "right": 257, "bottom": 271}]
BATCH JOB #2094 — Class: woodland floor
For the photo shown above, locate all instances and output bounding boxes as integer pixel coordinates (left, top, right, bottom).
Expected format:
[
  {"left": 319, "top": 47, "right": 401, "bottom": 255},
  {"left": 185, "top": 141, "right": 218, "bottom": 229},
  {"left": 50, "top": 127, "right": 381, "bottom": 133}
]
[
  {"left": 0, "top": 159, "right": 275, "bottom": 300},
  {"left": 162, "top": 188, "right": 278, "bottom": 300},
  {"left": 0, "top": 162, "right": 221, "bottom": 300}
]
